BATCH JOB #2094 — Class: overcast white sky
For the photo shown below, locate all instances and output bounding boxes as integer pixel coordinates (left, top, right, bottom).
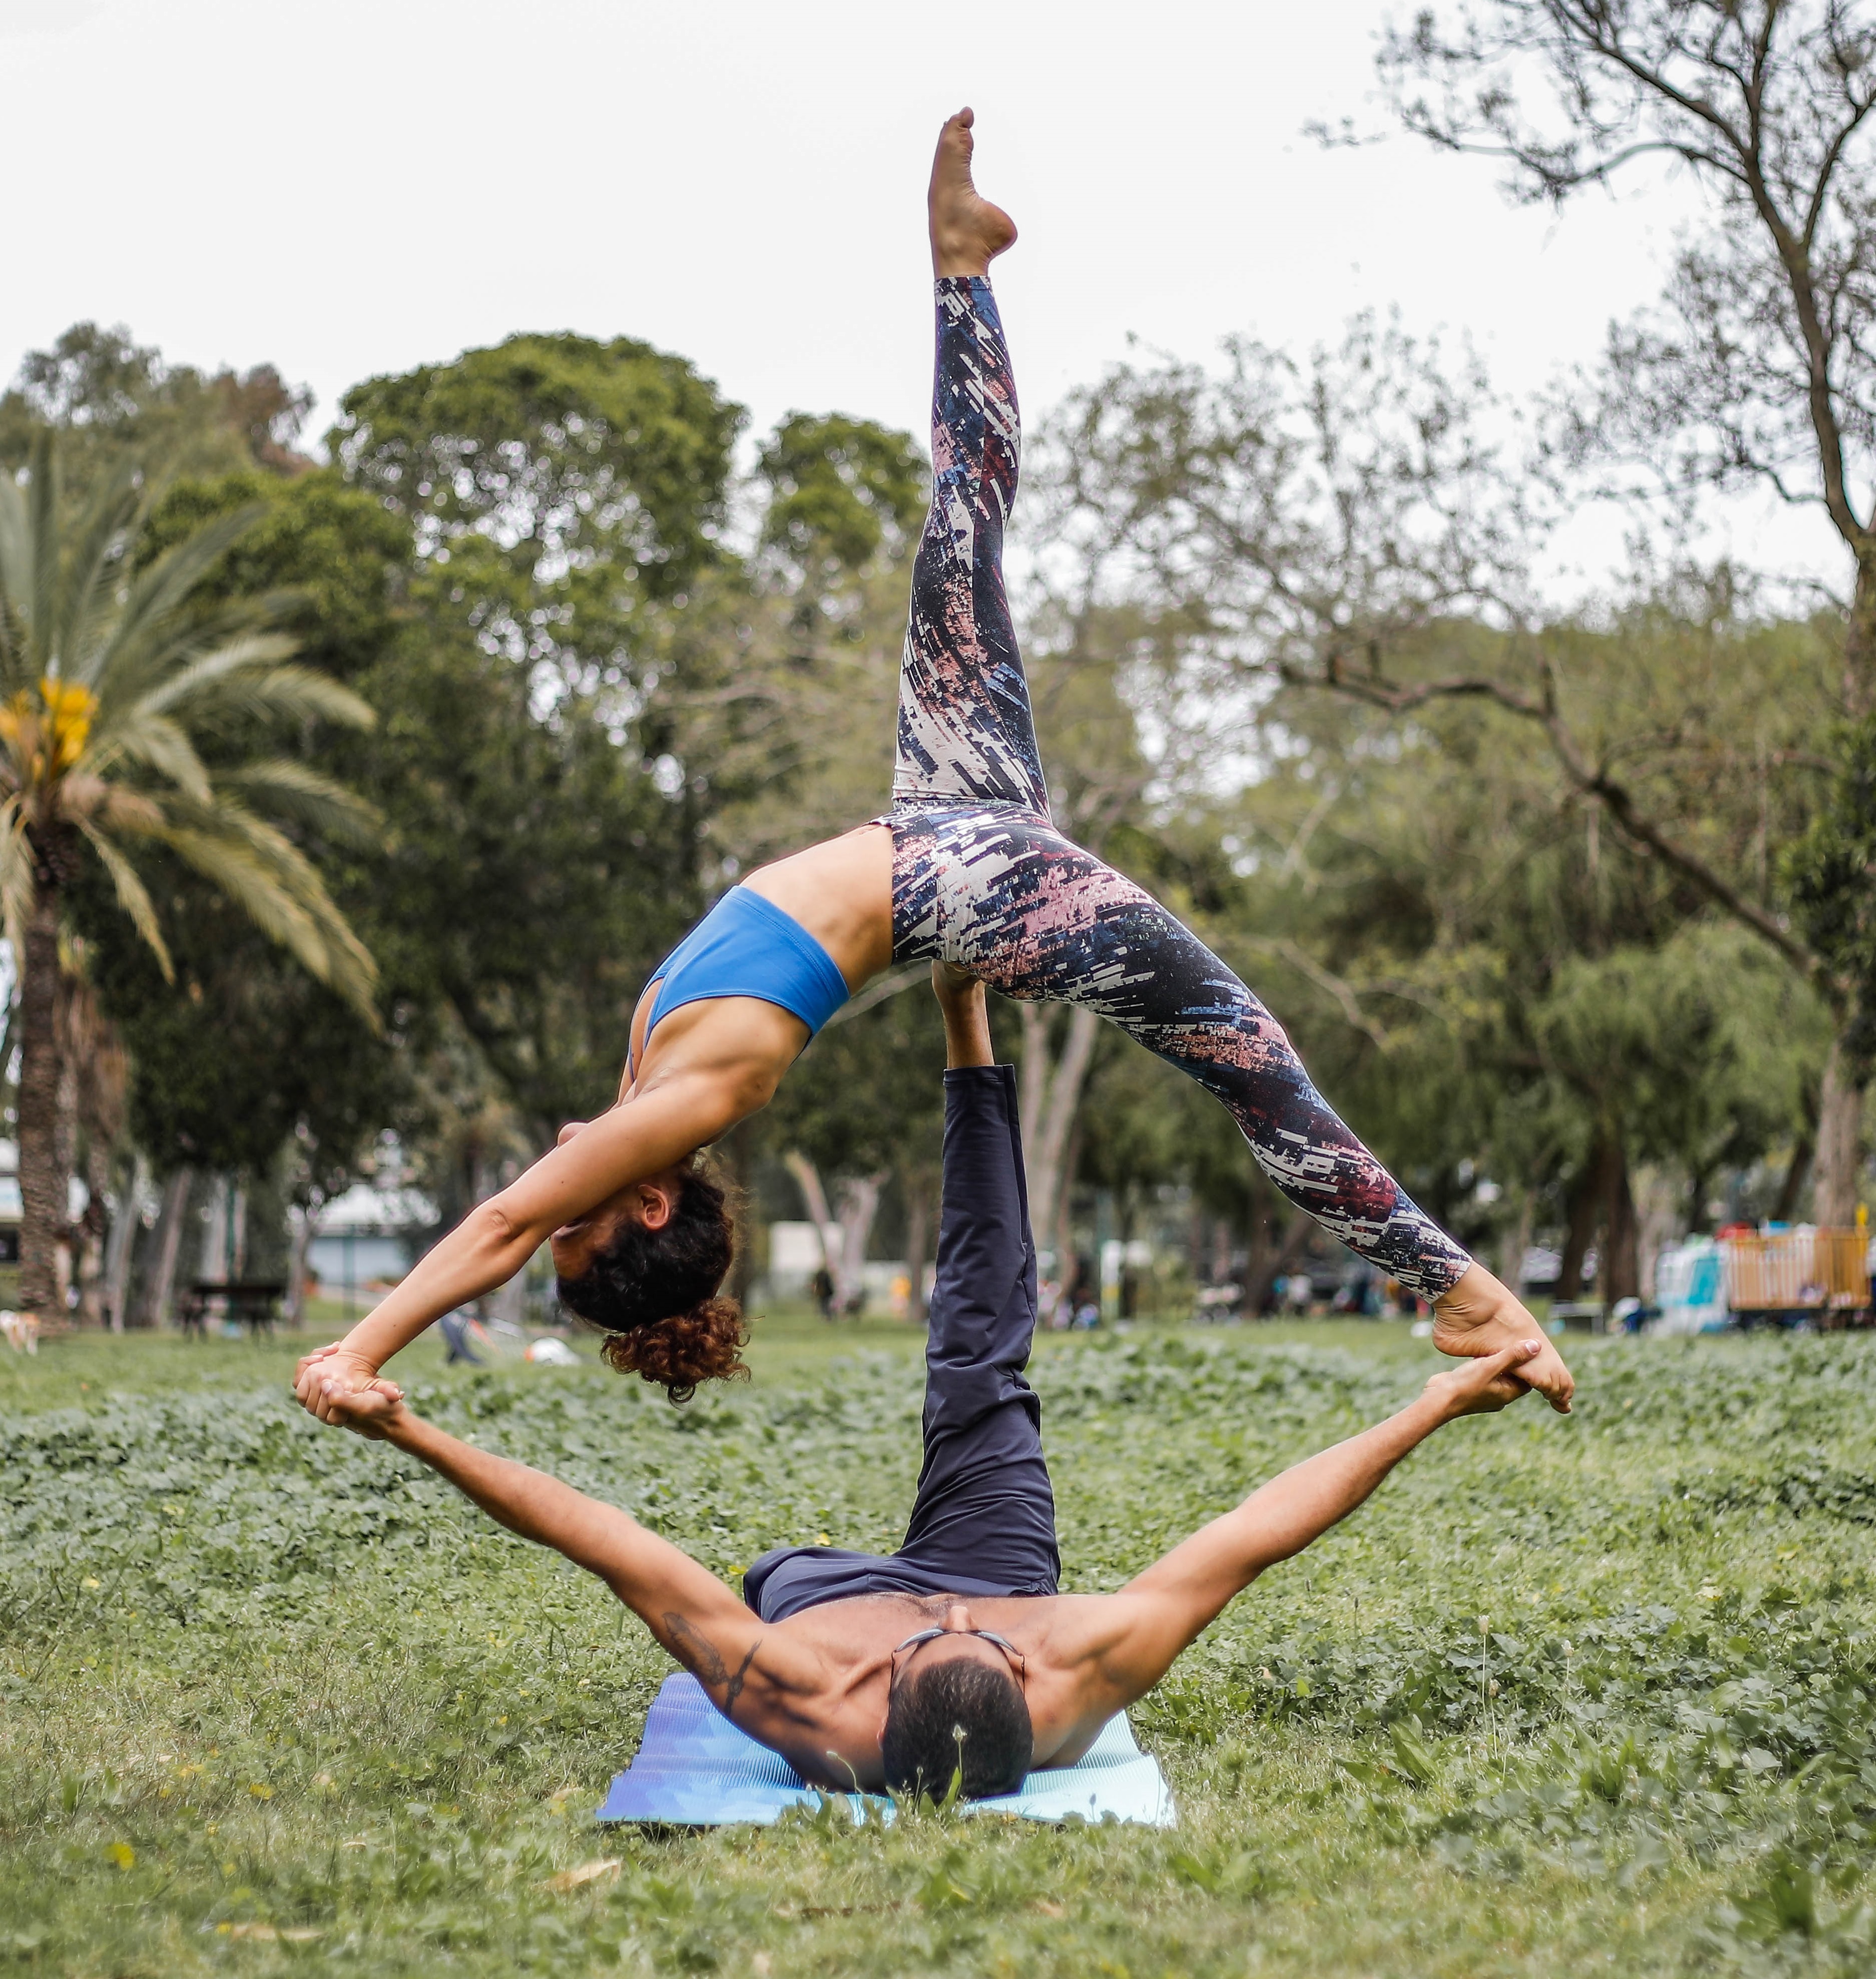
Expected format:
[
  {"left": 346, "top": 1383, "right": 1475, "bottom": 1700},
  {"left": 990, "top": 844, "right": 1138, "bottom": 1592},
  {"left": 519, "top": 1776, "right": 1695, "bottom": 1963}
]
[{"left": 0, "top": 0, "right": 1829, "bottom": 593}]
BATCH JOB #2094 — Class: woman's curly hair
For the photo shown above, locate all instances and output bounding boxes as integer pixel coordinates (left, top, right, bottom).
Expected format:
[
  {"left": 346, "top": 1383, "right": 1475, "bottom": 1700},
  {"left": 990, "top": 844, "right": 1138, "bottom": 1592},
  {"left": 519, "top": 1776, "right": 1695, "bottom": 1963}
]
[{"left": 555, "top": 1165, "right": 749, "bottom": 1403}]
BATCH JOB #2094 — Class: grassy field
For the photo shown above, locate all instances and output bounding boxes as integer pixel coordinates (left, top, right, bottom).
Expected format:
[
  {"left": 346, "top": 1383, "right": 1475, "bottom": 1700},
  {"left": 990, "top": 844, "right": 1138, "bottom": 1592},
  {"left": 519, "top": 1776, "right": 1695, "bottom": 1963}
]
[{"left": 5, "top": 1318, "right": 1875, "bottom": 1977}]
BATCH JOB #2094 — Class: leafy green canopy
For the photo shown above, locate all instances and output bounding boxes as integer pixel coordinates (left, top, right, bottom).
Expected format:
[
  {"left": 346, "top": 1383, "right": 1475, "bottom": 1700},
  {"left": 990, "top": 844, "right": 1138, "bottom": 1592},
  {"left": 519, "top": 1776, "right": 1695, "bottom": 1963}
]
[
  {"left": 1790, "top": 715, "right": 1876, "bottom": 1074},
  {"left": 0, "top": 322, "right": 313, "bottom": 484},
  {"left": 757, "top": 413, "right": 927, "bottom": 578},
  {"left": 333, "top": 334, "right": 742, "bottom": 697}
]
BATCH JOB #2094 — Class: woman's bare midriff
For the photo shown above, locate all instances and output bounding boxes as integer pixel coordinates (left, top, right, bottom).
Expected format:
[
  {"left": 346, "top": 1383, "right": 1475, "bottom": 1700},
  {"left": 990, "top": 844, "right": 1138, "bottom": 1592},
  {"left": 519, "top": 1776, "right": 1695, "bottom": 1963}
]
[
  {"left": 619, "top": 824, "right": 896, "bottom": 1104},
  {"left": 742, "top": 822, "right": 895, "bottom": 986}
]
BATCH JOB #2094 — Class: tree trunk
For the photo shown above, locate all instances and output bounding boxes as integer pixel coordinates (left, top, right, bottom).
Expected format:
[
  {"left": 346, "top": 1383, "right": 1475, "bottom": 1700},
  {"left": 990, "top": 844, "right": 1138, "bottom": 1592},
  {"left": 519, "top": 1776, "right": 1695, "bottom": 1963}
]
[
  {"left": 1244, "top": 1208, "right": 1314, "bottom": 1316},
  {"left": 723, "top": 1121, "right": 758, "bottom": 1311},
  {"left": 284, "top": 1201, "right": 317, "bottom": 1326},
  {"left": 1813, "top": 1030, "right": 1866, "bottom": 1227},
  {"left": 1842, "top": 546, "right": 1876, "bottom": 721},
  {"left": 782, "top": 1151, "right": 847, "bottom": 1302},
  {"left": 1210, "top": 1214, "right": 1234, "bottom": 1286},
  {"left": 834, "top": 1174, "right": 886, "bottom": 1314},
  {"left": 1557, "top": 1134, "right": 1614, "bottom": 1301},
  {"left": 1054, "top": 1117, "right": 1084, "bottom": 1298},
  {"left": 1019, "top": 1004, "right": 1101, "bottom": 1262},
  {"left": 200, "top": 1176, "right": 231, "bottom": 1281},
  {"left": 900, "top": 1165, "right": 934, "bottom": 1327},
  {"left": 102, "top": 1154, "right": 145, "bottom": 1333},
  {"left": 16, "top": 885, "right": 65, "bottom": 1319},
  {"left": 1600, "top": 1136, "right": 1640, "bottom": 1307},
  {"left": 51, "top": 998, "right": 80, "bottom": 1318},
  {"left": 1497, "top": 1190, "right": 1533, "bottom": 1296},
  {"left": 141, "top": 1170, "right": 192, "bottom": 1327},
  {"left": 1772, "top": 1132, "right": 1816, "bottom": 1225}
]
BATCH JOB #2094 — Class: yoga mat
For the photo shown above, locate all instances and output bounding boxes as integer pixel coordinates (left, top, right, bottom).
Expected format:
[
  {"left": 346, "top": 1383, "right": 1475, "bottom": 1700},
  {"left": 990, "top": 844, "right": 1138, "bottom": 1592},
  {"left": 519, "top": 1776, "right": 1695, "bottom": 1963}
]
[{"left": 595, "top": 1673, "right": 1175, "bottom": 1827}]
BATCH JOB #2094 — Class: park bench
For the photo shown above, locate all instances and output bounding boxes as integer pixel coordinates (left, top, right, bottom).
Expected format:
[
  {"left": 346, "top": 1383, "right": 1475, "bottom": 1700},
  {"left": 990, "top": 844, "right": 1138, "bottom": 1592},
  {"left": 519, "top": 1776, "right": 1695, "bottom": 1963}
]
[{"left": 179, "top": 1279, "right": 287, "bottom": 1338}]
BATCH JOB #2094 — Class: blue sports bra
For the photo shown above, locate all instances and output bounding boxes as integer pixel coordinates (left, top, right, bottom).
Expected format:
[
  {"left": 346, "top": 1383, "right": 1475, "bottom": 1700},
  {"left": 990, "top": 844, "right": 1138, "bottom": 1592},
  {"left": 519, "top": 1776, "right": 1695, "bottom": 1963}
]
[{"left": 629, "top": 886, "right": 850, "bottom": 1077}]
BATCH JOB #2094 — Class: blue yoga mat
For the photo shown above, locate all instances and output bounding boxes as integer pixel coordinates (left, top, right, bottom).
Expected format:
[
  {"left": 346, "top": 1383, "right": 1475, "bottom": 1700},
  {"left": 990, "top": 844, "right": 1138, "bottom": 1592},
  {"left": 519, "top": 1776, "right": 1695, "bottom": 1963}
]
[{"left": 596, "top": 1673, "right": 1175, "bottom": 1827}]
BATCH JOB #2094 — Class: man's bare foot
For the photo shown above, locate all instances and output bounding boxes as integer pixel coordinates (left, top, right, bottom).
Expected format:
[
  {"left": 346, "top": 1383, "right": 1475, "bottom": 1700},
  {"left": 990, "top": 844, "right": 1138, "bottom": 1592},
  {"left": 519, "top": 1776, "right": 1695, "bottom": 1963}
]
[
  {"left": 930, "top": 108, "right": 1017, "bottom": 278},
  {"left": 1431, "top": 1263, "right": 1575, "bottom": 1413}
]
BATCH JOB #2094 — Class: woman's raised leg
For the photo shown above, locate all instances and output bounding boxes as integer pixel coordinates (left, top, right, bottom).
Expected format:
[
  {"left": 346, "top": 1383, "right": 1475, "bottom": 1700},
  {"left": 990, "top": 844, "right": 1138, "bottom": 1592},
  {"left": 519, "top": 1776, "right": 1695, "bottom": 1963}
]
[
  {"left": 894, "top": 806, "right": 1575, "bottom": 1410},
  {"left": 893, "top": 111, "right": 1050, "bottom": 815}
]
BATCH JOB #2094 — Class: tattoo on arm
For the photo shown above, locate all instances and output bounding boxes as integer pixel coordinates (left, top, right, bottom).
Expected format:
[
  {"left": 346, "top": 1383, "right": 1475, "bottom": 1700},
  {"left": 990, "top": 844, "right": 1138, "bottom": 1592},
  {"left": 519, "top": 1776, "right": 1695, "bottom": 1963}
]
[{"left": 662, "top": 1612, "right": 761, "bottom": 1718}]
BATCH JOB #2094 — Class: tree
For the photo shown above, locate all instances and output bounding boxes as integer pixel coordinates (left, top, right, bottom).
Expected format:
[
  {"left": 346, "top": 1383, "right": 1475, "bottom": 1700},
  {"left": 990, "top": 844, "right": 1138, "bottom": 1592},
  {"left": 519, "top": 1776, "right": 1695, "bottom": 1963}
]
[
  {"left": 1039, "top": 310, "right": 1865, "bottom": 1222},
  {"left": 0, "top": 436, "right": 376, "bottom": 1316},
  {"left": 0, "top": 322, "right": 313, "bottom": 483},
  {"left": 1132, "top": 606, "right": 1830, "bottom": 1301},
  {"left": 1790, "top": 713, "right": 1876, "bottom": 1072},
  {"left": 1379, "top": 0, "right": 1876, "bottom": 1215}
]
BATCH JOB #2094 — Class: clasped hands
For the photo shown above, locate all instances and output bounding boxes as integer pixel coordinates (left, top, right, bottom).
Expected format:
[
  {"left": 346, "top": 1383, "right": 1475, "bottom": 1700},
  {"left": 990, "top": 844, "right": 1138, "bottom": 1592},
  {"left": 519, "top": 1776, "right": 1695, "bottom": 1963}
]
[{"left": 294, "top": 1342, "right": 403, "bottom": 1434}]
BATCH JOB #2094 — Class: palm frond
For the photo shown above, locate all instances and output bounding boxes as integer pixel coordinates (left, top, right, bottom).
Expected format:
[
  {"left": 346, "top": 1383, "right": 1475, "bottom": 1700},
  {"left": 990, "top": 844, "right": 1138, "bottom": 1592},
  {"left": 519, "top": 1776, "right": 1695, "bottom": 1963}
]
[
  {"left": 127, "top": 631, "right": 298, "bottom": 717},
  {"left": 58, "top": 777, "right": 165, "bottom": 835},
  {"left": 217, "top": 760, "right": 381, "bottom": 842},
  {"left": 52, "top": 457, "right": 143, "bottom": 678},
  {"left": 0, "top": 590, "right": 27, "bottom": 688},
  {"left": 0, "top": 478, "right": 35, "bottom": 670},
  {"left": 27, "top": 433, "right": 58, "bottom": 659},
  {"left": 89, "top": 503, "right": 266, "bottom": 691},
  {"left": 152, "top": 658, "right": 375, "bottom": 734},
  {"left": 90, "top": 709, "right": 212, "bottom": 801},
  {"left": 161, "top": 806, "right": 379, "bottom": 1021},
  {"left": 0, "top": 796, "right": 33, "bottom": 965},
  {"left": 88, "top": 598, "right": 280, "bottom": 718},
  {"left": 75, "top": 820, "right": 173, "bottom": 980}
]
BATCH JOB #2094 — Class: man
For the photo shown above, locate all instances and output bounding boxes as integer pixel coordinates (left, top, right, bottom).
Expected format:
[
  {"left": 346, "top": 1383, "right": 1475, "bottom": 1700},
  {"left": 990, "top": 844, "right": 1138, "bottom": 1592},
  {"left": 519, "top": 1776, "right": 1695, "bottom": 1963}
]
[{"left": 310, "top": 966, "right": 1542, "bottom": 1799}]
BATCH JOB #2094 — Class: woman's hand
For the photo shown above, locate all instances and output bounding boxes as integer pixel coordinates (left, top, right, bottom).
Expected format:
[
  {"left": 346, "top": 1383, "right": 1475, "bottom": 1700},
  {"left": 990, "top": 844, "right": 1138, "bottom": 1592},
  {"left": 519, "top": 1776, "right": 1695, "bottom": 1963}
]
[
  {"left": 1422, "top": 1340, "right": 1543, "bottom": 1421},
  {"left": 293, "top": 1343, "right": 401, "bottom": 1425}
]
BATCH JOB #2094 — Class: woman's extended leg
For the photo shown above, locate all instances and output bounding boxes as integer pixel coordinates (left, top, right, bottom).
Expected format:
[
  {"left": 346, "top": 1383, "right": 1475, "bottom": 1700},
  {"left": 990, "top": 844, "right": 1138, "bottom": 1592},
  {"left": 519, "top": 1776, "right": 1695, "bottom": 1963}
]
[
  {"left": 898, "top": 805, "right": 1472, "bottom": 1296},
  {"left": 888, "top": 113, "right": 1571, "bottom": 1410},
  {"left": 894, "top": 112, "right": 1047, "bottom": 815}
]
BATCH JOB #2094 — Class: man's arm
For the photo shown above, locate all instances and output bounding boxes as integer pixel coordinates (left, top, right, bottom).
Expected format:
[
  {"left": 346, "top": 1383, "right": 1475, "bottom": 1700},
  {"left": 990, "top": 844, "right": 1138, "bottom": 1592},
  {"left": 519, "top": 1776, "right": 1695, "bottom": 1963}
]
[
  {"left": 319, "top": 1385, "right": 784, "bottom": 1721},
  {"left": 1079, "top": 1341, "right": 1543, "bottom": 1712}
]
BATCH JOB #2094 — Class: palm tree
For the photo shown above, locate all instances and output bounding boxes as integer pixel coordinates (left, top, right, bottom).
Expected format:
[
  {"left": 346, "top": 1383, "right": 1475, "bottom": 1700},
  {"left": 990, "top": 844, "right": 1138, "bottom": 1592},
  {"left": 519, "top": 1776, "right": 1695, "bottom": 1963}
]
[{"left": 0, "top": 434, "right": 378, "bottom": 1320}]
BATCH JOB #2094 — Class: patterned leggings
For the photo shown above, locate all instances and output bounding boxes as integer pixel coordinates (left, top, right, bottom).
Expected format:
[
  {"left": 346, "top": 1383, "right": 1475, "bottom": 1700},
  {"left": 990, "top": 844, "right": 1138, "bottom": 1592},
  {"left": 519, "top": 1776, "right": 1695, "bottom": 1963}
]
[{"left": 889, "top": 277, "right": 1471, "bottom": 1297}]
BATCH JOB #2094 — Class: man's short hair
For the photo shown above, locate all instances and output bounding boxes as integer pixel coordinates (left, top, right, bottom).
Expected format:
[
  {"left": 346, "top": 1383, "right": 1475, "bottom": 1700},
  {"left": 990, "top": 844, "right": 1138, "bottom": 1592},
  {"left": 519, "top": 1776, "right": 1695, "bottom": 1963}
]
[{"left": 881, "top": 1655, "right": 1033, "bottom": 1801}]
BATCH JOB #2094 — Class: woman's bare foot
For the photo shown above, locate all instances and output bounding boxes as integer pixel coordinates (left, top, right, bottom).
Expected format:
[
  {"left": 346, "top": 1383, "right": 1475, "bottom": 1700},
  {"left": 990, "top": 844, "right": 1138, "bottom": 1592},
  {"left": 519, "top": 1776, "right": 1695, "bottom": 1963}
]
[
  {"left": 930, "top": 108, "right": 1017, "bottom": 278},
  {"left": 1431, "top": 1263, "right": 1575, "bottom": 1413}
]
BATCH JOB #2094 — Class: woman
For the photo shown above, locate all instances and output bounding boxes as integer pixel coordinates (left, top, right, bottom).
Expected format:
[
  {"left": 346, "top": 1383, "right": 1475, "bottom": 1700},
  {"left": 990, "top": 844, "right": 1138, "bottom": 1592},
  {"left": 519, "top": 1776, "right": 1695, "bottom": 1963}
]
[{"left": 299, "top": 111, "right": 1572, "bottom": 1423}]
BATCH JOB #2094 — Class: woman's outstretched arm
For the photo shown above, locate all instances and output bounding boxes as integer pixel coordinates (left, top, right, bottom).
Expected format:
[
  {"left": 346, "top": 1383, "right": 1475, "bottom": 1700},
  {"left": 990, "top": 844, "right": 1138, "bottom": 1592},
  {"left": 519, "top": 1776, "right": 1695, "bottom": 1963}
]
[{"left": 294, "top": 1067, "right": 751, "bottom": 1418}]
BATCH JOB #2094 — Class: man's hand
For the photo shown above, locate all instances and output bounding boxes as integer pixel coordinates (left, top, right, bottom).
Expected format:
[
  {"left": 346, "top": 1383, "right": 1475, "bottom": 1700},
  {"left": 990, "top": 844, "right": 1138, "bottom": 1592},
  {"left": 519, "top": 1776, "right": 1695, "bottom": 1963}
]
[
  {"left": 294, "top": 1343, "right": 402, "bottom": 1427},
  {"left": 1421, "top": 1339, "right": 1543, "bottom": 1421},
  {"left": 932, "top": 961, "right": 993, "bottom": 1069},
  {"left": 313, "top": 1374, "right": 410, "bottom": 1442},
  {"left": 1432, "top": 1263, "right": 1574, "bottom": 1413}
]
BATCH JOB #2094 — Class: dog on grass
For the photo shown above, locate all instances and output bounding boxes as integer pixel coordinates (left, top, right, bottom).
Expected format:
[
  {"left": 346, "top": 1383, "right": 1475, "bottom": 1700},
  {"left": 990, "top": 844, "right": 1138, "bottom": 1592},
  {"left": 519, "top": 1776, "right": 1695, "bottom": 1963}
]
[{"left": 0, "top": 1309, "right": 38, "bottom": 1354}]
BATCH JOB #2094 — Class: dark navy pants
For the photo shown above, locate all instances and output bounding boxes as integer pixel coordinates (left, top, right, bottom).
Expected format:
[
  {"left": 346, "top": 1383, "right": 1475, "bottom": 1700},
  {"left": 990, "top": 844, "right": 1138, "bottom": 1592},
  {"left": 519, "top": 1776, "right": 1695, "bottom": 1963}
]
[{"left": 742, "top": 1065, "right": 1060, "bottom": 1623}]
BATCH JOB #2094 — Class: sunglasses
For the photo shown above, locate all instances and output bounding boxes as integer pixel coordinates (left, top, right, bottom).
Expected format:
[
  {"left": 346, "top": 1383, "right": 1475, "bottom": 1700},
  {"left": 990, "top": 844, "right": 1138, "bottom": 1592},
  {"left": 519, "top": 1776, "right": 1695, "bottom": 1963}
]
[{"left": 890, "top": 1626, "right": 1027, "bottom": 1692}]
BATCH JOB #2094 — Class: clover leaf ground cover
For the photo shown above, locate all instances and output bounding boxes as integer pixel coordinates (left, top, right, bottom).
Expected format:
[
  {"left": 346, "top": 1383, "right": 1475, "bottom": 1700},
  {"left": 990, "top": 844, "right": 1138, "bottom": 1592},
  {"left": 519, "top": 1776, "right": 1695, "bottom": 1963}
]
[{"left": 5, "top": 1320, "right": 1876, "bottom": 1976}]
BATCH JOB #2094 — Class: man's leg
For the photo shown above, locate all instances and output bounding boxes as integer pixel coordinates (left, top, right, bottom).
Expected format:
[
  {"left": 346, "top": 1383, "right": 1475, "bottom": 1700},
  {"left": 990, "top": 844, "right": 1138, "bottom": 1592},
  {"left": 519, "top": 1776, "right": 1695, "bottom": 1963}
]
[
  {"left": 895, "top": 1057, "right": 1059, "bottom": 1592},
  {"left": 893, "top": 111, "right": 1049, "bottom": 817}
]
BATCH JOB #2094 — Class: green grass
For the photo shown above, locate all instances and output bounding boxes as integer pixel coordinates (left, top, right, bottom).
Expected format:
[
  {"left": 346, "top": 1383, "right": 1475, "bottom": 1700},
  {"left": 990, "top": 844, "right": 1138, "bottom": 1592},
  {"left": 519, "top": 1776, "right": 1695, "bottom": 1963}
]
[{"left": 6, "top": 1321, "right": 1876, "bottom": 1976}]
